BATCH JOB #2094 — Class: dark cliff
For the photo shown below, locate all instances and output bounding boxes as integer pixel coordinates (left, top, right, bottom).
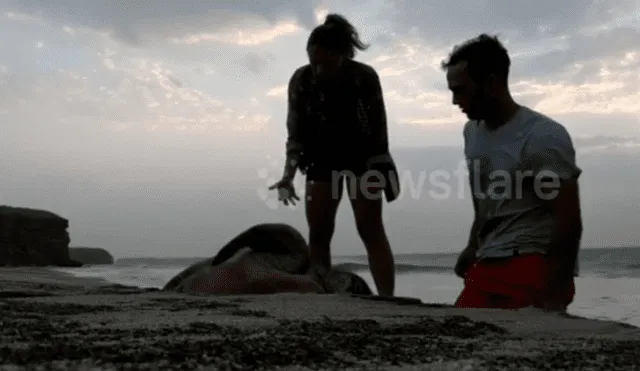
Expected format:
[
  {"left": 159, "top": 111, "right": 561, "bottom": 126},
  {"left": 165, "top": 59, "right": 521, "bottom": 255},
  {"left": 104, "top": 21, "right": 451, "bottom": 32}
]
[
  {"left": 69, "top": 247, "right": 114, "bottom": 265},
  {"left": 0, "top": 205, "right": 80, "bottom": 267}
]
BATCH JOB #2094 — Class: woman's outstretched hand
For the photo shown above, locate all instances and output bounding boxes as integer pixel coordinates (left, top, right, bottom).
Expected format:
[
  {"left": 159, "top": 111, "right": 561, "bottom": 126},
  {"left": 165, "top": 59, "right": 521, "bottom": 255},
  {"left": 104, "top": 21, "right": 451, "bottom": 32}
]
[{"left": 268, "top": 178, "right": 300, "bottom": 206}]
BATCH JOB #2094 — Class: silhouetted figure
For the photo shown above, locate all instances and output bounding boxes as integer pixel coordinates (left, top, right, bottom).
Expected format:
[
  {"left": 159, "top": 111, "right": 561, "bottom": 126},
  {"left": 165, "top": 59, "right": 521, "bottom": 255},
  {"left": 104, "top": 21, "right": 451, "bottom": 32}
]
[
  {"left": 443, "top": 34, "right": 583, "bottom": 311},
  {"left": 269, "top": 14, "right": 400, "bottom": 297}
]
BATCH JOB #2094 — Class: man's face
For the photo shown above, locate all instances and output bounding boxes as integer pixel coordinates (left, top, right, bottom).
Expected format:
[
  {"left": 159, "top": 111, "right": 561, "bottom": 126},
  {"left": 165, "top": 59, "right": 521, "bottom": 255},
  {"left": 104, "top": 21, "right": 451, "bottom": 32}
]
[
  {"left": 446, "top": 61, "right": 493, "bottom": 121},
  {"left": 307, "top": 44, "right": 344, "bottom": 81}
]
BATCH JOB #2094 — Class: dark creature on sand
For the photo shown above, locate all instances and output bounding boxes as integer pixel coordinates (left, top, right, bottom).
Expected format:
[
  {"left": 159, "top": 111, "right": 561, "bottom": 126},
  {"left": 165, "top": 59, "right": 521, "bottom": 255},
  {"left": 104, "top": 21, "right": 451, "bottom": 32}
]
[{"left": 162, "top": 223, "right": 373, "bottom": 296}]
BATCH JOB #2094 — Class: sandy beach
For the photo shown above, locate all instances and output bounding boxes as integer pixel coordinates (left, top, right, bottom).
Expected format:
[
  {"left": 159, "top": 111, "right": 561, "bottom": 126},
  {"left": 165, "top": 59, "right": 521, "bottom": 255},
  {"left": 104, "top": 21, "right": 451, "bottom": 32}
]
[{"left": 0, "top": 268, "right": 638, "bottom": 370}]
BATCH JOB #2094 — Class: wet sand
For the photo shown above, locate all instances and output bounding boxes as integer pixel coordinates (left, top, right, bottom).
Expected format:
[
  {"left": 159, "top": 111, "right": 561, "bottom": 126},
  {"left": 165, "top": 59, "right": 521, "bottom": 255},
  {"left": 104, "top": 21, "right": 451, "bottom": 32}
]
[{"left": 0, "top": 268, "right": 638, "bottom": 370}]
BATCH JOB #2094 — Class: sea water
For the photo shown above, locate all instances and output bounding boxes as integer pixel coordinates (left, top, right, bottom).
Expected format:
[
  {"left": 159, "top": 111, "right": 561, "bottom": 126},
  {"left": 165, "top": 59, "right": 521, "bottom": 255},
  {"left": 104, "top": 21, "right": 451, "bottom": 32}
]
[{"left": 57, "top": 247, "right": 640, "bottom": 327}]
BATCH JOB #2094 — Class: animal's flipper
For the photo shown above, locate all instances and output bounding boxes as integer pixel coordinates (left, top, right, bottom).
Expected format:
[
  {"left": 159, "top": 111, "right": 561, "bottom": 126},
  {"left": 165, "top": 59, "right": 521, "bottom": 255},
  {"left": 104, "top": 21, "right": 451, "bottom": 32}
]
[
  {"left": 325, "top": 268, "right": 373, "bottom": 296},
  {"left": 211, "top": 223, "right": 309, "bottom": 272}
]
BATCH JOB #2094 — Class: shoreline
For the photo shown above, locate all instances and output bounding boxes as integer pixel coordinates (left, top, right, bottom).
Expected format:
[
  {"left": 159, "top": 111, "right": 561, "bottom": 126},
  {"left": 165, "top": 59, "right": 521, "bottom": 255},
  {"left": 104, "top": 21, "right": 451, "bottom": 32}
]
[
  {"left": 1, "top": 267, "right": 638, "bottom": 370},
  {"left": 52, "top": 264, "right": 640, "bottom": 329}
]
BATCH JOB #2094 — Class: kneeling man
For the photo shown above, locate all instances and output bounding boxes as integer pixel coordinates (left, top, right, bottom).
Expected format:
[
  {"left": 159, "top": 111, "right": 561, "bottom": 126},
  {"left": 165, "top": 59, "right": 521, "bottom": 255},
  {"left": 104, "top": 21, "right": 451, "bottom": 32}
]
[{"left": 442, "top": 34, "right": 583, "bottom": 311}]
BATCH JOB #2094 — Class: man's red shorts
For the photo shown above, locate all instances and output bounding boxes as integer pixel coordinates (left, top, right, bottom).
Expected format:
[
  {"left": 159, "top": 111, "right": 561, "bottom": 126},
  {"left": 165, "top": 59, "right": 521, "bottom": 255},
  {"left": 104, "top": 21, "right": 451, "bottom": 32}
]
[{"left": 454, "top": 254, "right": 575, "bottom": 310}]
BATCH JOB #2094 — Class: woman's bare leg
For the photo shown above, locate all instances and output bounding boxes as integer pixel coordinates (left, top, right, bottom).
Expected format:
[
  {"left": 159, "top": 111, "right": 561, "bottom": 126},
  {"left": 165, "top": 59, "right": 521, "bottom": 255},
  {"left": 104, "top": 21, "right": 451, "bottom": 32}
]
[
  {"left": 305, "top": 179, "right": 343, "bottom": 270},
  {"left": 349, "top": 186, "right": 395, "bottom": 297}
]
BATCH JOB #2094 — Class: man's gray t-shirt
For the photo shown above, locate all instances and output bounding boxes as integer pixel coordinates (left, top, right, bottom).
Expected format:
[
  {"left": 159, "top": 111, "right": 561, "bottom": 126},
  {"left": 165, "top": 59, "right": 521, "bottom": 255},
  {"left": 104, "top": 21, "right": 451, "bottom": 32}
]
[{"left": 463, "top": 106, "right": 582, "bottom": 274}]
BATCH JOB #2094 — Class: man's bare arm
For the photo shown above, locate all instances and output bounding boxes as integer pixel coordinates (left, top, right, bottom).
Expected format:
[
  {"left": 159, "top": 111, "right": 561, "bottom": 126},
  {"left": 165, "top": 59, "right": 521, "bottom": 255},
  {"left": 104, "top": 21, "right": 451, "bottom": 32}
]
[
  {"left": 455, "top": 176, "right": 480, "bottom": 278},
  {"left": 363, "top": 67, "right": 389, "bottom": 156},
  {"left": 542, "top": 178, "right": 583, "bottom": 277},
  {"left": 527, "top": 125, "right": 583, "bottom": 279},
  {"left": 466, "top": 190, "right": 480, "bottom": 250}
]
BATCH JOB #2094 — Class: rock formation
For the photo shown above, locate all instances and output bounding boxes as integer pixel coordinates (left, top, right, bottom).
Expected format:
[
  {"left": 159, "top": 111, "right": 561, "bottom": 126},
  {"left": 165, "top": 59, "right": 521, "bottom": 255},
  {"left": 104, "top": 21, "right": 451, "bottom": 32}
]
[
  {"left": 0, "top": 205, "right": 80, "bottom": 267},
  {"left": 163, "top": 223, "right": 373, "bottom": 295},
  {"left": 68, "top": 247, "right": 114, "bottom": 265}
]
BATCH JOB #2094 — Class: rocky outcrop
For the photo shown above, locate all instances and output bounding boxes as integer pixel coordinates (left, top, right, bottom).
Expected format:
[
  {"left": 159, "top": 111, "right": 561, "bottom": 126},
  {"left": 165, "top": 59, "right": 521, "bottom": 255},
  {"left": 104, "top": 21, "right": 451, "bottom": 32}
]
[
  {"left": 69, "top": 247, "right": 114, "bottom": 265},
  {"left": 0, "top": 205, "right": 81, "bottom": 267}
]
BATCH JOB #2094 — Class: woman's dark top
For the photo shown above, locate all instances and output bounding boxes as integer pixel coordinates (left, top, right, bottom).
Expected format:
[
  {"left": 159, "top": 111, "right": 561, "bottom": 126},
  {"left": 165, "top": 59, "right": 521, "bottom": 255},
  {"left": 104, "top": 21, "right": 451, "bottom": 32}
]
[{"left": 284, "top": 59, "right": 400, "bottom": 202}]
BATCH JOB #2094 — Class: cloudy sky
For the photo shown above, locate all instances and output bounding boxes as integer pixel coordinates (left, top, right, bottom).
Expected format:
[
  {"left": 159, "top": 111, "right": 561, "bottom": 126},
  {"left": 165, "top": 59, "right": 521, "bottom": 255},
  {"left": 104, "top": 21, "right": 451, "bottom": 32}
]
[{"left": 1, "top": 1, "right": 638, "bottom": 258}]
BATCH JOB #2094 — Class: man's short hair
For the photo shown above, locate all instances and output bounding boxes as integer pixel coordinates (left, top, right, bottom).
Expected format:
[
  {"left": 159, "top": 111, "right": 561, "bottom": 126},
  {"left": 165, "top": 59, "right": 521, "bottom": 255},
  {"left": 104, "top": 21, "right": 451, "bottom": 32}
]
[{"left": 441, "top": 34, "right": 511, "bottom": 82}]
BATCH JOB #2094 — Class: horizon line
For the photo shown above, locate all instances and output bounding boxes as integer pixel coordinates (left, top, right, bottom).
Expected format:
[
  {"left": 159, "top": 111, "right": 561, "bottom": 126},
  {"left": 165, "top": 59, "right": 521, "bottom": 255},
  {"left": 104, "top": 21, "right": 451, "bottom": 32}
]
[{"left": 109, "top": 245, "right": 640, "bottom": 260}]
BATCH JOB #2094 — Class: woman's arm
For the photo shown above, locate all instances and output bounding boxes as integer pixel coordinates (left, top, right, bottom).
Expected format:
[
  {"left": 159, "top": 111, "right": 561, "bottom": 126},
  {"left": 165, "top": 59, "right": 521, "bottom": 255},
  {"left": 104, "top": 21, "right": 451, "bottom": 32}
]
[
  {"left": 359, "top": 66, "right": 401, "bottom": 200},
  {"left": 283, "top": 67, "right": 306, "bottom": 181},
  {"left": 361, "top": 67, "right": 389, "bottom": 156}
]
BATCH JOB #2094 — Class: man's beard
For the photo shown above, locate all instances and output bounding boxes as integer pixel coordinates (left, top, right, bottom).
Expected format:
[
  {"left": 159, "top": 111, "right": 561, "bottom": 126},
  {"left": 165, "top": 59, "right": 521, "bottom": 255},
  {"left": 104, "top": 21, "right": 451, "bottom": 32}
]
[{"left": 471, "top": 95, "right": 498, "bottom": 121}]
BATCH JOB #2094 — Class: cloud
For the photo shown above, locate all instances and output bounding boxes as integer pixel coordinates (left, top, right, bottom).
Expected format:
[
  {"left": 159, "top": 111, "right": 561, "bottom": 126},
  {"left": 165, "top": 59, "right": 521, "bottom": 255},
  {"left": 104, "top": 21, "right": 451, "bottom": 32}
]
[
  {"left": 347, "top": 12, "right": 640, "bottom": 134},
  {"left": 381, "top": 0, "right": 638, "bottom": 45},
  {"left": 266, "top": 85, "right": 287, "bottom": 98},
  {"left": 244, "top": 52, "right": 276, "bottom": 75},
  {"left": 372, "top": 1, "right": 639, "bottom": 128},
  {"left": 169, "top": 21, "right": 302, "bottom": 46},
  {"left": 357, "top": 39, "right": 465, "bottom": 128},
  {"left": 573, "top": 135, "right": 640, "bottom": 154},
  {"left": 0, "top": 50, "right": 273, "bottom": 146},
  {"left": 0, "top": 0, "right": 321, "bottom": 45},
  {"left": 574, "top": 135, "right": 639, "bottom": 147},
  {"left": 512, "top": 57, "right": 640, "bottom": 117},
  {"left": 515, "top": 26, "right": 640, "bottom": 79}
]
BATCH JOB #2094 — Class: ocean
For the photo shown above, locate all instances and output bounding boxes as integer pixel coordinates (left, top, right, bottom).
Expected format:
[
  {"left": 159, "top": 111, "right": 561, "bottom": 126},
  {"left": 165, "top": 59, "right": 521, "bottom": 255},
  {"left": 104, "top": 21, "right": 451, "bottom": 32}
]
[{"left": 57, "top": 247, "right": 640, "bottom": 327}]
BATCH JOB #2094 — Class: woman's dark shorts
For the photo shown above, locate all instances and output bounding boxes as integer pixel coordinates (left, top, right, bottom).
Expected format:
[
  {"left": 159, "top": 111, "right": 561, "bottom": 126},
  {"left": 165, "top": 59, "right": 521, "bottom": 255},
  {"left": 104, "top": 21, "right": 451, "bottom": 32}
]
[{"left": 305, "top": 161, "right": 386, "bottom": 200}]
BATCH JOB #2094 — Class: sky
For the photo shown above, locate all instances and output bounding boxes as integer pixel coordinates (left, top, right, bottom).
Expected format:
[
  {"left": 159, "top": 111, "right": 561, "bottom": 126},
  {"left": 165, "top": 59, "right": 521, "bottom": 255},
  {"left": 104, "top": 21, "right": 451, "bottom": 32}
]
[{"left": 0, "top": 1, "right": 638, "bottom": 258}]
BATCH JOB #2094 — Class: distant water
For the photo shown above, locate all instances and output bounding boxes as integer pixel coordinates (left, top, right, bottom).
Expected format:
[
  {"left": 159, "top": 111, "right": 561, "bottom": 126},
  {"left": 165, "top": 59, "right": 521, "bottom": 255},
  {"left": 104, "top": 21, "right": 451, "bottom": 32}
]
[{"left": 57, "top": 247, "right": 640, "bottom": 327}]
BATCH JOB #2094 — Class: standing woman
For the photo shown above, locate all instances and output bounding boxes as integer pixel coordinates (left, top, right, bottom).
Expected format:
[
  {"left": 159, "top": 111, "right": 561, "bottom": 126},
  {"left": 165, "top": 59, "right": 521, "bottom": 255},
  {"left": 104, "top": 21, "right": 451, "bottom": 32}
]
[{"left": 269, "top": 13, "right": 400, "bottom": 297}]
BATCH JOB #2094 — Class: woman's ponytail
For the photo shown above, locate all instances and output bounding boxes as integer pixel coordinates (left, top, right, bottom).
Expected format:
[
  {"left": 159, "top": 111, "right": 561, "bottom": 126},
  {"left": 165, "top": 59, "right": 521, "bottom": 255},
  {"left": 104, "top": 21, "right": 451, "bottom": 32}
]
[{"left": 307, "top": 13, "right": 370, "bottom": 58}]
